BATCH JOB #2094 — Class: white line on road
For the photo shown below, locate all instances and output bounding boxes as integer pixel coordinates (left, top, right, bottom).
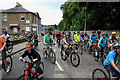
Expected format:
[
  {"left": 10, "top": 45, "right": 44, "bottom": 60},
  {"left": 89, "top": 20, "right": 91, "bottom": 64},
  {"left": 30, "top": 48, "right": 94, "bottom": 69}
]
[{"left": 56, "top": 61, "right": 64, "bottom": 71}]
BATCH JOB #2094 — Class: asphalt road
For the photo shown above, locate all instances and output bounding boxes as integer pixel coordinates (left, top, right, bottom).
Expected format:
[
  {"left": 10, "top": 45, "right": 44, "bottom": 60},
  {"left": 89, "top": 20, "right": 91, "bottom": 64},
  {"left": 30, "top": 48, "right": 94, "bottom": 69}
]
[{"left": 0, "top": 41, "right": 120, "bottom": 79}]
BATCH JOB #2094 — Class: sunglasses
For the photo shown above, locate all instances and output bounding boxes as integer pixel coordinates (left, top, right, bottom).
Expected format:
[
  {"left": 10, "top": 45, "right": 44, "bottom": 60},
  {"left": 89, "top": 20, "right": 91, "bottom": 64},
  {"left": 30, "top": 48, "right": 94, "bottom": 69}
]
[{"left": 26, "top": 47, "right": 31, "bottom": 48}]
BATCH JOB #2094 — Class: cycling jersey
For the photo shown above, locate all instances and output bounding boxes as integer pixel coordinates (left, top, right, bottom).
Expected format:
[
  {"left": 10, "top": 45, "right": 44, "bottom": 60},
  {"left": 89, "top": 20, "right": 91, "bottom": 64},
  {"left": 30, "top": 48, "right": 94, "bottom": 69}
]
[
  {"left": 109, "top": 35, "right": 118, "bottom": 43},
  {"left": 74, "top": 34, "right": 82, "bottom": 42},
  {"left": 88, "top": 34, "right": 98, "bottom": 43},
  {"left": 99, "top": 37, "right": 109, "bottom": 48},
  {"left": 104, "top": 50, "right": 120, "bottom": 66}
]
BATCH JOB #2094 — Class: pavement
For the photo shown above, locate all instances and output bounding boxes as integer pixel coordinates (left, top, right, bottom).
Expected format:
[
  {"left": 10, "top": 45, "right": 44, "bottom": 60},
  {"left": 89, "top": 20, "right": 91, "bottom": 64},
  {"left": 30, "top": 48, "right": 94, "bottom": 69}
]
[{"left": 0, "top": 41, "right": 120, "bottom": 79}]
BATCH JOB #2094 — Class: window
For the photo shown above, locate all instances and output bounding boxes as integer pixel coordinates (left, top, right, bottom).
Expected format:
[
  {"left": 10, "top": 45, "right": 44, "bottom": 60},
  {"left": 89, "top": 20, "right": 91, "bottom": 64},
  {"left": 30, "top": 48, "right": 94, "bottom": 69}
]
[
  {"left": 33, "top": 15, "right": 35, "bottom": 23},
  {"left": 13, "top": 28, "right": 18, "bottom": 33},
  {"left": 20, "top": 14, "right": 25, "bottom": 21},
  {"left": 20, "top": 26, "right": 25, "bottom": 31},
  {"left": 3, "top": 14, "right": 7, "bottom": 21},
  {"left": 26, "top": 27, "right": 30, "bottom": 31},
  {"left": 26, "top": 20, "right": 30, "bottom": 24}
]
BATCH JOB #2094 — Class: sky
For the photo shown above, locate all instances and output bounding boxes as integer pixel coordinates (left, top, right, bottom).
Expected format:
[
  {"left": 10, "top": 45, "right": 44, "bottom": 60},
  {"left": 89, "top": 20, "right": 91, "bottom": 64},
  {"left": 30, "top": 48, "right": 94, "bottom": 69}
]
[{"left": 0, "top": 0, "right": 67, "bottom": 25}]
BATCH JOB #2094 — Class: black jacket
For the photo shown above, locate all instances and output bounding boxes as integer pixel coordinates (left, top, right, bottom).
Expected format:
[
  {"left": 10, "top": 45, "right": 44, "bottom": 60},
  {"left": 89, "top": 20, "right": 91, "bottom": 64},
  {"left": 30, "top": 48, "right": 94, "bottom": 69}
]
[{"left": 21, "top": 49, "right": 41, "bottom": 61}]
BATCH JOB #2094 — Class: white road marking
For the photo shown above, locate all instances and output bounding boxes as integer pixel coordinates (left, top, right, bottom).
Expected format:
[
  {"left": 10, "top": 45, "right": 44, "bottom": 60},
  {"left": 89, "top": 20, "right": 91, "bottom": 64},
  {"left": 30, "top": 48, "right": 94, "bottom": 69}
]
[{"left": 56, "top": 61, "right": 64, "bottom": 71}]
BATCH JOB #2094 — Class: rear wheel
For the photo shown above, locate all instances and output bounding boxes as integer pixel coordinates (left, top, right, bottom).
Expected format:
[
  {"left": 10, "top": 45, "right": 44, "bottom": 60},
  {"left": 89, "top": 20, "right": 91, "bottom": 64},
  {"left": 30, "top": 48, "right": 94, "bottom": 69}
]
[
  {"left": 92, "top": 68, "right": 108, "bottom": 80},
  {"left": 2, "top": 55, "right": 13, "bottom": 73},
  {"left": 70, "top": 52, "right": 80, "bottom": 67},
  {"left": 49, "top": 51, "right": 56, "bottom": 64}
]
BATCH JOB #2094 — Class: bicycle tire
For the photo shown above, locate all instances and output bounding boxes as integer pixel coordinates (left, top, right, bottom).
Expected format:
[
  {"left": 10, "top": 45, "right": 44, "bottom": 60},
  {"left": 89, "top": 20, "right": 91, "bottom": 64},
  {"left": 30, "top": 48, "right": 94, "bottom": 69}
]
[
  {"left": 70, "top": 52, "right": 80, "bottom": 67},
  {"left": 7, "top": 43, "right": 13, "bottom": 53},
  {"left": 3, "top": 55, "right": 13, "bottom": 73},
  {"left": 43, "top": 48, "right": 47, "bottom": 59},
  {"left": 92, "top": 68, "right": 108, "bottom": 80},
  {"left": 60, "top": 49, "right": 67, "bottom": 61},
  {"left": 49, "top": 51, "right": 56, "bottom": 64},
  {"left": 94, "top": 50, "right": 99, "bottom": 62}
]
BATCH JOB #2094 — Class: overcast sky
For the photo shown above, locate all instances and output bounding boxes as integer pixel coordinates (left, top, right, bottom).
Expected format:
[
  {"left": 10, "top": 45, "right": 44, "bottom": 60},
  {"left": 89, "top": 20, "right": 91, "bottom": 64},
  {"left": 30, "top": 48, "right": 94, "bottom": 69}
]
[{"left": 0, "top": 0, "right": 67, "bottom": 25}]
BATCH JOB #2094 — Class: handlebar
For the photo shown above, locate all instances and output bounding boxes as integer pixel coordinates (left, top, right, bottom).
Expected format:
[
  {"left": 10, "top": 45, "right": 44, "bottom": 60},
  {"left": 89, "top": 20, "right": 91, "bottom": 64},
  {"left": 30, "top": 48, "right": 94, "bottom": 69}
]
[
  {"left": 20, "top": 58, "right": 33, "bottom": 64},
  {"left": 45, "top": 43, "right": 55, "bottom": 45}
]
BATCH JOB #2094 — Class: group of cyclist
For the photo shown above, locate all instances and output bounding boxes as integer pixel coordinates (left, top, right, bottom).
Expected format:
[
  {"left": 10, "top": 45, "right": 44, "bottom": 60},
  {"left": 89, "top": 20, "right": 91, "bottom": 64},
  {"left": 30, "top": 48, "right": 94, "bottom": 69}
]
[{"left": 0, "top": 29, "right": 120, "bottom": 79}]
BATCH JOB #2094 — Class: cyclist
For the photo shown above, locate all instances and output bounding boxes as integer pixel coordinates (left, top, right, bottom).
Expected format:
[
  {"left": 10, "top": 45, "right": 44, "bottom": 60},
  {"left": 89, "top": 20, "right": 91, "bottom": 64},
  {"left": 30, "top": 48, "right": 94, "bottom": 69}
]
[
  {"left": 27, "top": 33, "right": 33, "bottom": 42},
  {"left": 74, "top": 31, "right": 83, "bottom": 54},
  {"left": 32, "top": 33, "right": 39, "bottom": 48},
  {"left": 97, "top": 30, "right": 101, "bottom": 39},
  {"left": 88, "top": 31, "right": 99, "bottom": 49},
  {"left": 0, "top": 36, "right": 7, "bottom": 68},
  {"left": 56, "top": 31, "right": 61, "bottom": 45},
  {"left": 104, "top": 42, "right": 120, "bottom": 79},
  {"left": 63, "top": 32, "right": 72, "bottom": 56},
  {"left": 98, "top": 32, "right": 110, "bottom": 57},
  {"left": 19, "top": 42, "right": 43, "bottom": 74},
  {"left": 44, "top": 31, "right": 56, "bottom": 55},
  {"left": 109, "top": 32, "right": 119, "bottom": 50}
]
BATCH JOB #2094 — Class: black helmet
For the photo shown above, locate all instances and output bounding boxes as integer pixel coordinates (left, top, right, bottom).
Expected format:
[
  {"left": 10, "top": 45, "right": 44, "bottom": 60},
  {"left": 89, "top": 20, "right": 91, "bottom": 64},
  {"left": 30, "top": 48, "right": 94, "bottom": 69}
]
[
  {"left": 77, "top": 31, "right": 80, "bottom": 33},
  {"left": 92, "top": 30, "right": 96, "bottom": 33},
  {"left": 4, "top": 30, "right": 7, "bottom": 34},
  {"left": 113, "top": 42, "right": 120, "bottom": 49}
]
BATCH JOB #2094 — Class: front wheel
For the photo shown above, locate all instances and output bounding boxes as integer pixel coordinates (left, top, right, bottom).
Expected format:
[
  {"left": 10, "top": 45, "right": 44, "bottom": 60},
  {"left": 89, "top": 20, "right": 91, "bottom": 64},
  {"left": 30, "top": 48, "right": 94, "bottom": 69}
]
[
  {"left": 43, "top": 48, "right": 47, "bottom": 59},
  {"left": 6, "top": 43, "right": 13, "bottom": 53},
  {"left": 92, "top": 68, "right": 108, "bottom": 80},
  {"left": 2, "top": 55, "right": 13, "bottom": 73},
  {"left": 49, "top": 51, "right": 56, "bottom": 64},
  {"left": 70, "top": 52, "right": 80, "bottom": 67},
  {"left": 94, "top": 51, "right": 99, "bottom": 61},
  {"left": 61, "top": 49, "right": 67, "bottom": 61}
]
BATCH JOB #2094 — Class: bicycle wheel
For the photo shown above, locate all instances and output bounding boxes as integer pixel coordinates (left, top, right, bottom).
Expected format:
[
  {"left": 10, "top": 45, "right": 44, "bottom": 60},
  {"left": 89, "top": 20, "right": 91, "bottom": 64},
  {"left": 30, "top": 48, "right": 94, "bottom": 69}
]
[
  {"left": 92, "top": 68, "right": 108, "bottom": 80},
  {"left": 70, "top": 52, "right": 80, "bottom": 67},
  {"left": 2, "top": 55, "right": 13, "bottom": 73},
  {"left": 18, "top": 72, "right": 31, "bottom": 80},
  {"left": 49, "top": 51, "right": 56, "bottom": 64},
  {"left": 94, "top": 50, "right": 99, "bottom": 61},
  {"left": 43, "top": 48, "right": 47, "bottom": 59},
  {"left": 7, "top": 43, "right": 13, "bottom": 53},
  {"left": 60, "top": 49, "right": 67, "bottom": 61}
]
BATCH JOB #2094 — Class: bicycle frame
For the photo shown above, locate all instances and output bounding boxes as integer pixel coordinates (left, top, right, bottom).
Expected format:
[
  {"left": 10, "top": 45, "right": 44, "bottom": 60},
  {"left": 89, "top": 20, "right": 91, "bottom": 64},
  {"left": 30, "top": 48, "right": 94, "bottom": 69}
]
[{"left": 22, "top": 62, "right": 39, "bottom": 79}]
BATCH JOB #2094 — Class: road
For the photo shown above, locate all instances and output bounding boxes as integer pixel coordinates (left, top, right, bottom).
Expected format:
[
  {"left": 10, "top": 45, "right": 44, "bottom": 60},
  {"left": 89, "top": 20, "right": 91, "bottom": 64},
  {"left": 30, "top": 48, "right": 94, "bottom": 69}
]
[{"left": 0, "top": 41, "right": 120, "bottom": 79}]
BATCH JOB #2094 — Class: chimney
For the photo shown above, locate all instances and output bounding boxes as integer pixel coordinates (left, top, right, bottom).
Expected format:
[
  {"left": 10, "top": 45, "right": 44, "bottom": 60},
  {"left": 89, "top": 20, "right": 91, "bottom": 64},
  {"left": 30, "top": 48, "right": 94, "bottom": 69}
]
[{"left": 16, "top": 2, "right": 22, "bottom": 7}]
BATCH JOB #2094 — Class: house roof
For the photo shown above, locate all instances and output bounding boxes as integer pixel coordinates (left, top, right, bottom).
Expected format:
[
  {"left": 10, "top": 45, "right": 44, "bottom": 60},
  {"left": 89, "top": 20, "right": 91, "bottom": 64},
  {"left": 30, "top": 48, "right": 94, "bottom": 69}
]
[{"left": 2, "top": 6, "right": 30, "bottom": 13}]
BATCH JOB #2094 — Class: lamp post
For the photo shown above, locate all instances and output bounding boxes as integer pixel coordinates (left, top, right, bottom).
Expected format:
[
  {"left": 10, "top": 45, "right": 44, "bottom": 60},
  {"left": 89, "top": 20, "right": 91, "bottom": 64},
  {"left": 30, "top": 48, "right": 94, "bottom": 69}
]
[{"left": 84, "top": 6, "right": 87, "bottom": 34}]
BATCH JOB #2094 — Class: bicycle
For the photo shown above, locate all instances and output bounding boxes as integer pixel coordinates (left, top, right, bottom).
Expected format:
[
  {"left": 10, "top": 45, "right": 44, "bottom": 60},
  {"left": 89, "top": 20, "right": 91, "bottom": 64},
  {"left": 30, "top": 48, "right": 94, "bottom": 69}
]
[
  {"left": 60, "top": 43, "right": 80, "bottom": 67},
  {"left": 0, "top": 52, "right": 13, "bottom": 73},
  {"left": 75, "top": 42, "right": 84, "bottom": 55},
  {"left": 92, "top": 68, "right": 120, "bottom": 80},
  {"left": 43, "top": 43, "right": 56, "bottom": 64},
  {"left": 88, "top": 41, "right": 98, "bottom": 55},
  {"left": 18, "top": 59, "right": 44, "bottom": 80},
  {"left": 94, "top": 47, "right": 107, "bottom": 64}
]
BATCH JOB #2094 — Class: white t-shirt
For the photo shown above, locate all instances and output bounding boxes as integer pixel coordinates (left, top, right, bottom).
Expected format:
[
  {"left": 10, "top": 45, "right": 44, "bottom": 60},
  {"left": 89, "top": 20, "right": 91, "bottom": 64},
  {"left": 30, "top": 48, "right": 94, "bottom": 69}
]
[{"left": 2, "top": 34, "right": 10, "bottom": 40}]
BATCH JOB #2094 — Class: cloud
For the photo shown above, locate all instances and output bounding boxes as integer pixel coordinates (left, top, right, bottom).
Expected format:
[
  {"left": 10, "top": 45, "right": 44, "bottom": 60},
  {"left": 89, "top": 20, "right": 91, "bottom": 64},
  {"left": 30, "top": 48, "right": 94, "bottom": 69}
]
[{"left": 0, "top": 0, "right": 65, "bottom": 25}]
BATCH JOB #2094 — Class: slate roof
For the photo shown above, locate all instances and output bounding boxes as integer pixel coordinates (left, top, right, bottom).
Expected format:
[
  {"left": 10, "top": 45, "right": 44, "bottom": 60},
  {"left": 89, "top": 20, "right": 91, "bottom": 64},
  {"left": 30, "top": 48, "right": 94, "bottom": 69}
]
[{"left": 2, "top": 6, "right": 30, "bottom": 13}]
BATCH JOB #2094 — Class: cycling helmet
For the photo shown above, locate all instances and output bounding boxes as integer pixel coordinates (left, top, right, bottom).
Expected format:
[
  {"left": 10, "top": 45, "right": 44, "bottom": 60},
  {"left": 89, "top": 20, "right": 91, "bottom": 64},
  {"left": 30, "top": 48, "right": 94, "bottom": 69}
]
[
  {"left": 102, "top": 32, "right": 106, "bottom": 35},
  {"left": 113, "top": 42, "right": 120, "bottom": 49},
  {"left": 77, "top": 31, "right": 80, "bottom": 33},
  {"left": 4, "top": 30, "right": 7, "bottom": 34},
  {"left": 92, "top": 30, "right": 96, "bottom": 33},
  {"left": 112, "top": 32, "right": 116, "bottom": 35}
]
